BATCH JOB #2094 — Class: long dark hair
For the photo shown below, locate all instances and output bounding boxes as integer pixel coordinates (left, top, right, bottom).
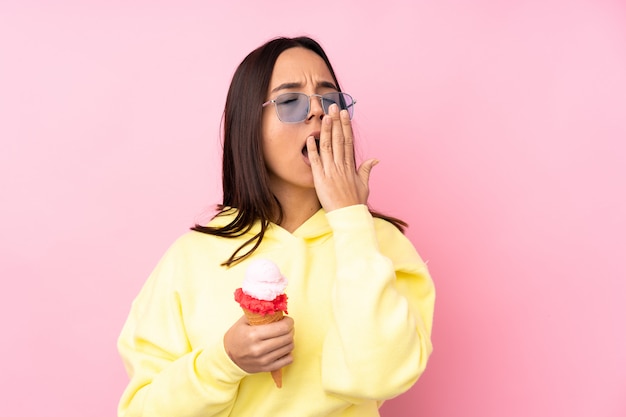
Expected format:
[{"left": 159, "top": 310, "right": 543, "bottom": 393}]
[{"left": 192, "top": 36, "right": 406, "bottom": 267}]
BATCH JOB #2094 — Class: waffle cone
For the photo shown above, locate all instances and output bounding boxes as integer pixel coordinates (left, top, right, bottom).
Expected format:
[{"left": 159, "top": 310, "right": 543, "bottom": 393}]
[
  {"left": 242, "top": 308, "right": 285, "bottom": 388},
  {"left": 243, "top": 309, "right": 284, "bottom": 325}
]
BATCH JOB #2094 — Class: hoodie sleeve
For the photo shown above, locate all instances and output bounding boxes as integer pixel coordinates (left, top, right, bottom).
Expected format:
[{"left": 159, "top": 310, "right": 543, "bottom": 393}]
[
  {"left": 117, "top": 241, "right": 248, "bottom": 417},
  {"left": 322, "top": 204, "right": 435, "bottom": 401}
]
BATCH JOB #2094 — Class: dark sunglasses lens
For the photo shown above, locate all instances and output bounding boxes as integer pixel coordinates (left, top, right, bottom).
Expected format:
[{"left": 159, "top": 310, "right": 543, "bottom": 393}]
[
  {"left": 322, "top": 93, "right": 355, "bottom": 119},
  {"left": 275, "top": 93, "right": 309, "bottom": 123}
]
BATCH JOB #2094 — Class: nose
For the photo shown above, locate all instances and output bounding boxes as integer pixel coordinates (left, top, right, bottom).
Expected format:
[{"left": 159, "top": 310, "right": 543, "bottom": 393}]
[{"left": 307, "top": 94, "right": 325, "bottom": 121}]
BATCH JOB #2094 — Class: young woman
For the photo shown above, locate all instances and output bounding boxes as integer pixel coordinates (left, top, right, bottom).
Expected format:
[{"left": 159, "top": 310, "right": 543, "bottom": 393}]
[{"left": 117, "top": 36, "right": 435, "bottom": 417}]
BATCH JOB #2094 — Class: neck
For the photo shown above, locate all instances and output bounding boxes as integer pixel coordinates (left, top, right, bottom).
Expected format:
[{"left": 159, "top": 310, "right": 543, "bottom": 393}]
[{"left": 273, "top": 189, "right": 321, "bottom": 233}]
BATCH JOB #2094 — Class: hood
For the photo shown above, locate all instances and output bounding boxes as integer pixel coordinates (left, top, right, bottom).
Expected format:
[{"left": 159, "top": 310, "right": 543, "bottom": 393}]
[{"left": 208, "top": 207, "right": 332, "bottom": 243}]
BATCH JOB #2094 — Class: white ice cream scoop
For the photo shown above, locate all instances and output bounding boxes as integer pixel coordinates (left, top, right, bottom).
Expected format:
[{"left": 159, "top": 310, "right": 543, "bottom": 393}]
[{"left": 242, "top": 259, "right": 288, "bottom": 301}]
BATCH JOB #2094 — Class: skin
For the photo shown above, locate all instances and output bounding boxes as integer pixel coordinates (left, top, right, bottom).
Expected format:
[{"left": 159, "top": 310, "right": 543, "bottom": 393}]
[{"left": 224, "top": 47, "right": 378, "bottom": 376}]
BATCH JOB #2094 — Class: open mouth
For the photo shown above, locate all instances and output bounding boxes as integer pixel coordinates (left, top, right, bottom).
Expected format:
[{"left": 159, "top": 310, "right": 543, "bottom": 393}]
[{"left": 302, "top": 137, "right": 320, "bottom": 159}]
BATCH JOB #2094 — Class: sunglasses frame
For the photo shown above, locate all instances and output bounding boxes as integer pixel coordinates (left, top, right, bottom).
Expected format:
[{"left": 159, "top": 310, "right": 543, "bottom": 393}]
[{"left": 262, "top": 92, "right": 356, "bottom": 123}]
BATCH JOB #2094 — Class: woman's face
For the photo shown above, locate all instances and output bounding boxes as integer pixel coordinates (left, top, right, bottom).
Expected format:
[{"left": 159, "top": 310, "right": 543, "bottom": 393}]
[{"left": 261, "top": 47, "right": 338, "bottom": 202}]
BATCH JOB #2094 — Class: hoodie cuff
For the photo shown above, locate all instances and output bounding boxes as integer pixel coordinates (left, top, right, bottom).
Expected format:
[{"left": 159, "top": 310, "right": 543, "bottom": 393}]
[
  {"left": 196, "top": 340, "right": 249, "bottom": 386},
  {"left": 326, "top": 205, "right": 379, "bottom": 256}
]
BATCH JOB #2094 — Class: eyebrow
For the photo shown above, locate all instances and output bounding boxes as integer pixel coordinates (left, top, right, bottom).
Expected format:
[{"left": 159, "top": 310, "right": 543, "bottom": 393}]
[{"left": 270, "top": 80, "right": 338, "bottom": 94}]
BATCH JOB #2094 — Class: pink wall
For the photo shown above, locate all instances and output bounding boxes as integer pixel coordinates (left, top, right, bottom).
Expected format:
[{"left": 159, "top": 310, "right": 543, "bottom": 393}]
[{"left": 1, "top": 1, "right": 624, "bottom": 416}]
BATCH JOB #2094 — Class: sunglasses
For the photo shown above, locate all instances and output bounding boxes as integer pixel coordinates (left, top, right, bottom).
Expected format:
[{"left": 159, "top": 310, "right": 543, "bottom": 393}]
[{"left": 262, "top": 92, "right": 356, "bottom": 123}]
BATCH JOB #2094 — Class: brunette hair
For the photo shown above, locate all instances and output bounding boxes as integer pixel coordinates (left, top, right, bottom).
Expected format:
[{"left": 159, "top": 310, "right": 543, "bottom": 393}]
[{"left": 192, "top": 36, "right": 406, "bottom": 266}]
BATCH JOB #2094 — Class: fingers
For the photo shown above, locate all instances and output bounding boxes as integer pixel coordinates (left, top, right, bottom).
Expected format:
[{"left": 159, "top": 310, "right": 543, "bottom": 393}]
[
  {"left": 318, "top": 104, "right": 355, "bottom": 170},
  {"left": 246, "top": 330, "right": 294, "bottom": 371},
  {"left": 224, "top": 315, "right": 295, "bottom": 374},
  {"left": 330, "top": 105, "right": 345, "bottom": 164},
  {"left": 250, "top": 316, "right": 294, "bottom": 340},
  {"left": 307, "top": 135, "right": 321, "bottom": 169},
  {"left": 247, "top": 317, "right": 294, "bottom": 371},
  {"left": 318, "top": 107, "right": 334, "bottom": 169},
  {"left": 339, "top": 107, "right": 355, "bottom": 170},
  {"left": 358, "top": 158, "right": 379, "bottom": 186}
]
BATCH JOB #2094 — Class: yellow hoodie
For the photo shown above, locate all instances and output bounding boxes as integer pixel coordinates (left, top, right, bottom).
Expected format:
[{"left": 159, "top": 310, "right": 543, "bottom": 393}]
[{"left": 118, "top": 204, "right": 435, "bottom": 416}]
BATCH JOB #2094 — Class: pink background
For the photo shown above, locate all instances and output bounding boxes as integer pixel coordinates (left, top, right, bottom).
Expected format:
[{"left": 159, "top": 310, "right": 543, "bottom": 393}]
[{"left": 1, "top": 1, "right": 625, "bottom": 416}]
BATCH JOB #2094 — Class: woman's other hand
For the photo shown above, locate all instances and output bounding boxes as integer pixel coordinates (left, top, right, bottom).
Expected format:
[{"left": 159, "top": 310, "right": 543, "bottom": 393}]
[{"left": 223, "top": 315, "right": 295, "bottom": 374}]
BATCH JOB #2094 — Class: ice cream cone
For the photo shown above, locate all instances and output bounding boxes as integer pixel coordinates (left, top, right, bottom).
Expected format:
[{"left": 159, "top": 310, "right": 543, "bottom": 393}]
[
  {"left": 243, "top": 309, "right": 284, "bottom": 325},
  {"left": 243, "top": 309, "right": 284, "bottom": 388},
  {"left": 235, "top": 259, "right": 288, "bottom": 389}
]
